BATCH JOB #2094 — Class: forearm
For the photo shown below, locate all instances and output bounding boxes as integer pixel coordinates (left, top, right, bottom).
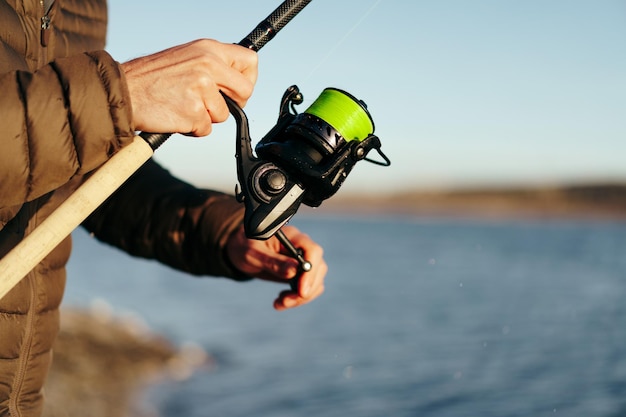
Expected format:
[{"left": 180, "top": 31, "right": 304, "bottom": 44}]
[{"left": 82, "top": 159, "right": 248, "bottom": 279}]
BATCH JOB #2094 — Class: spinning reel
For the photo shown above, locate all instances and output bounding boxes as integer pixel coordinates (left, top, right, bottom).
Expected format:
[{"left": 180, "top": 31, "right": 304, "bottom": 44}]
[{"left": 224, "top": 85, "right": 390, "bottom": 273}]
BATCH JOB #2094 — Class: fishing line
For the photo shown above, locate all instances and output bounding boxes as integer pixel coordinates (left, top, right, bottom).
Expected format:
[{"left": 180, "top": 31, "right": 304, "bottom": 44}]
[
  {"left": 304, "top": 88, "right": 374, "bottom": 141},
  {"left": 304, "top": 0, "right": 385, "bottom": 80}
]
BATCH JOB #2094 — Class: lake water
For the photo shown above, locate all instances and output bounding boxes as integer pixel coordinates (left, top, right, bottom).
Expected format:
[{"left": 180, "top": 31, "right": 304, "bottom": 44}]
[{"left": 65, "top": 214, "right": 626, "bottom": 417}]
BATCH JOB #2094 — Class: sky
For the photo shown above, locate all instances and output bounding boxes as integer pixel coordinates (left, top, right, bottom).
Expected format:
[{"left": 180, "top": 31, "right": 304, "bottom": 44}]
[{"left": 105, "top": 0, "right": 625, "bottom": 194}]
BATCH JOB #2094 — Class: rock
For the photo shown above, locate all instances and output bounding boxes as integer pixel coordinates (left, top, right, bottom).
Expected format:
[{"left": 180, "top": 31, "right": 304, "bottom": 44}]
[{"left": 42, "top": 304, "right": 211, "bottom": 417}]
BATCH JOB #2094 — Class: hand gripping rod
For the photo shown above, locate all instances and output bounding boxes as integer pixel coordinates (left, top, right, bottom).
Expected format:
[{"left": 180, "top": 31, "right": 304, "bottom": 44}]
[
  {"left": 141, "top": 0, "right": 313, "bottom": 150},
  {"left": 0, "top": 0, "right": 313, "bottom": 299}
]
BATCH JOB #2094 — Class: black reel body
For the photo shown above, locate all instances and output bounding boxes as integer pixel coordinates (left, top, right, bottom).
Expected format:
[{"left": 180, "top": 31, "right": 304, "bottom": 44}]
[{"left": 225, "top": 85, "right": 390, "bottom": 240}]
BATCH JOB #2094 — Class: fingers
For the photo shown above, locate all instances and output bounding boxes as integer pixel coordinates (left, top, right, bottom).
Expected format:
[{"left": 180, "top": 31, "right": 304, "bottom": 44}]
[
  {"left": 273, "top": 226, "right": 328, "bottom": 311},
  {"left": 224, "top": 225, "right": 328, "bottom": 310},
  {"left": 226, "top": 226, "right": 301, "bottom": 281},
  {"left": 180, "top": 39, "right": 258, "bottom": 115},
  {"left": 122, "top": 39, "right": 258, "bottom": 136},
  {"left": 273, "top": 282, "right": 325, "bottom": 311},
  {"left": 212, "top": 42, "right": 258, "bottom": 108},
  {"left": 193, "top": 41, "right": 257, "bottom": 114}
]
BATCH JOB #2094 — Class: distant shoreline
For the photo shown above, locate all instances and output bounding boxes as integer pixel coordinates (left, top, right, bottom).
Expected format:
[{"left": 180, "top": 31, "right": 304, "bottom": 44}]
[{"left": 304, "top": 183, "right": 626, "bottom": 221}]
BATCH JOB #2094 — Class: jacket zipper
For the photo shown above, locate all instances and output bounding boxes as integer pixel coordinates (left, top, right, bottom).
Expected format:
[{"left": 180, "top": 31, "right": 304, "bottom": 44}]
[
  {"left": 8, "top": 206, "right": 40, "bottom": 417},
  {"left": 10, "top": 3, "right": 55, "bottom": 413},
  {"left": 40, "top": 0, "right": 54, "bottom": 48},
  {"left": 40, "top": 14, "right": 51, "bottom": 46}
]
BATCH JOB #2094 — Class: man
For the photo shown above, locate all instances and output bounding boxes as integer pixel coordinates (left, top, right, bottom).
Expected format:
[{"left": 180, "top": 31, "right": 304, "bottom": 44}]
[{"left": 0, "top": 1, "right": 327, "bottom": 415}]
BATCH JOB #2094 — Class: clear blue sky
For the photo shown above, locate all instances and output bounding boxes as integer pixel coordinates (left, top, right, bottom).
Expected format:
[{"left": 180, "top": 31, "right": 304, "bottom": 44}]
[{"left": 105, "top": 0, "right": 625, "bottom": 193}]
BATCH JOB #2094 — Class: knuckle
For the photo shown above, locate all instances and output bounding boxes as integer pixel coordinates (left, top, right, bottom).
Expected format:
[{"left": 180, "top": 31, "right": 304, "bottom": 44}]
[
  {"left": 243, "top": 48, "right": 259, "bottom": 68},
  {"left": 194, "top": 38, "right": 219, "bottom": 50},
  {"left": 193, "top": 121, "right": 212, "bottom": 137},
  {"left": 239, "top": 80, "right": 255, "bottom": 101},
  {"left": 210, "top": 102, "right": 230, "bottom": 123},
  {"left": 195, "top": 71, "right": 217, "bottom": 91}
]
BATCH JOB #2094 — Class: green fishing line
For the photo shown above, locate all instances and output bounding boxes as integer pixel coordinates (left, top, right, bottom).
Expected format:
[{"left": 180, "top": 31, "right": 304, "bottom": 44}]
[{"left": 304, "top": 88, "right": 374, "bottom": 142}]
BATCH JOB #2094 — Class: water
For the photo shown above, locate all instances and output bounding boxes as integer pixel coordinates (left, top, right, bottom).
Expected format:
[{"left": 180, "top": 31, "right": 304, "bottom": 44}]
[{"left": 65, "top": 214, "right": 626, "bottom": 417}]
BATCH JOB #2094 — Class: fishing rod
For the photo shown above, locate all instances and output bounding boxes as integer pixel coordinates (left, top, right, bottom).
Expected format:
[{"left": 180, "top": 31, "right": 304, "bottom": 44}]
[{"left": 0, "top": 0, "right": 313, "bottom": 299}]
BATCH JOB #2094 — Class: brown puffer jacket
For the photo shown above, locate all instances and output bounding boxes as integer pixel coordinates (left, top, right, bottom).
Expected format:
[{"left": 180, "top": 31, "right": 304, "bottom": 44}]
[{"left": 0, "top": 1, "right": 246, "bottom": 416}]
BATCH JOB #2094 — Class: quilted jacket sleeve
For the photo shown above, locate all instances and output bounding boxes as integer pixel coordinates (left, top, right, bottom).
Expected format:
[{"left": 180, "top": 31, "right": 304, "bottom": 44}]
[
  {"left": 0, "top": 50, "right": 134, "bottom": 209},
  {"left": 82, "top": 158, "right": 250, "bottom": 280}
]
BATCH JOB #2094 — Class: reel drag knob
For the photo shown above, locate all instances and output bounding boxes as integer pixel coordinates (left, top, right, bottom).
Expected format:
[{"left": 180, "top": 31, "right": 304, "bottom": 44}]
[
  {"left": 261, "top": 168, "right": 287, "bottom": 194},
  {"left": 251, "top": 163, "right": 292, "bottom": 204}
]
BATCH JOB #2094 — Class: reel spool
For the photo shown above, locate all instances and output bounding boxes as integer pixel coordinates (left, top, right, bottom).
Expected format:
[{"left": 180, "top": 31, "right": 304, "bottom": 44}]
[{"left": 225, "top": 85, "right": 390, "bottom": 240}]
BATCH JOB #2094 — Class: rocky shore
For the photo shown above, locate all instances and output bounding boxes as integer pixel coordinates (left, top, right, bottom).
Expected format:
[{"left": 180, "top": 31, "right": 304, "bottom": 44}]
[{"left": 43, "top": 304, "right": 211, "bottom": 417}]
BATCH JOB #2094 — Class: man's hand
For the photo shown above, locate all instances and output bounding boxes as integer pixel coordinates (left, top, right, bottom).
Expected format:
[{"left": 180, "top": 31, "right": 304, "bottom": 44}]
[
  {"left": 226, "top": 225, "right": 327, "bottom": 310},
  {"left": 121, "top": 39, "right": 258, "bottom": 136}
]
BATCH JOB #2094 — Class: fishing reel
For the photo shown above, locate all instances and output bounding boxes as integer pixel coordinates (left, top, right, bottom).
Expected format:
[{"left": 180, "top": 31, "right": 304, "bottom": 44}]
[{"left": 224, "top": 85, "right": 390, "bottom": 241}]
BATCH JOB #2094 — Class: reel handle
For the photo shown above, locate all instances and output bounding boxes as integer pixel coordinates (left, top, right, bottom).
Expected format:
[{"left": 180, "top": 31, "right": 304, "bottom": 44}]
[{"left": 275, "top": 229, "right": 312, "bottom": 292}]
